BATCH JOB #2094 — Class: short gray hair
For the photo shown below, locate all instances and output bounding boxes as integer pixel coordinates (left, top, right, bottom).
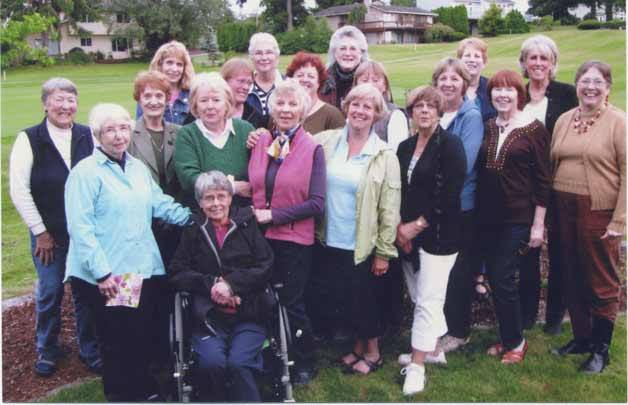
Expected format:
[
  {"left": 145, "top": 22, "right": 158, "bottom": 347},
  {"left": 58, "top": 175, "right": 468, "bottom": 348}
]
[
  {"left": 88, "top": 103, "right": 134, "bottom": 139},
  {"left": 519, "top": 34, "right": 559, "bottom": 80},
  {"left": 268, "top": 79, "right": 311, "bottom": 122},
  {"left": 248, "top": 32, "right": 280, "bottom": 57},
  {"left": 189, "top": 72, "right": 234, "bottom": 119},
  {"left": 194, "top": 171, "right": 234, "bottom": 203},
  {"left": 327, "top": 25, "right": 369, "bottom": 68},
  {"left": 41, "top": 77, "right": 78, "bottom": 104}
]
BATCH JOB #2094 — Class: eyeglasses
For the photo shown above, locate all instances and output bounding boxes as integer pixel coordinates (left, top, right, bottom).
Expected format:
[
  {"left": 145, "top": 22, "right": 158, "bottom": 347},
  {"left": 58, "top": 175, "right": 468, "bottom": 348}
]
[
  {"left": 253, "top": 50, "right": 275, "bottom": 58},
  {"left": 578, "top": 79, "right": 607, "bottom": 87}
]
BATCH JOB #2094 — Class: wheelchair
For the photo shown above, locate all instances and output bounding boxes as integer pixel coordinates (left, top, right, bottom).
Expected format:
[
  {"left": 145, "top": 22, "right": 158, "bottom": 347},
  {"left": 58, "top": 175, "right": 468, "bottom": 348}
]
[{"left": 169, "top": 284, "right": 297, "bottom": 402}]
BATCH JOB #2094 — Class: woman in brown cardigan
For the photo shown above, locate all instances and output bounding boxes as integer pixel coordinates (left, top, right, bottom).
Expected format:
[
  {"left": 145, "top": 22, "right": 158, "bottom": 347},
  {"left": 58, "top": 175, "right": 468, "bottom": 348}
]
[{"left": 549, "top": 60, "right": 625, "bottom": 374}]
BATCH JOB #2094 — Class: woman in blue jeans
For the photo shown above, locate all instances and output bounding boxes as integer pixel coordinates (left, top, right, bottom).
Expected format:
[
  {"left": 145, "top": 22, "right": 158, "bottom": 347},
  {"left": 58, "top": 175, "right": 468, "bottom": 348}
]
[{"left": 475, "top": 70, "right": 551, "bottom": 364}]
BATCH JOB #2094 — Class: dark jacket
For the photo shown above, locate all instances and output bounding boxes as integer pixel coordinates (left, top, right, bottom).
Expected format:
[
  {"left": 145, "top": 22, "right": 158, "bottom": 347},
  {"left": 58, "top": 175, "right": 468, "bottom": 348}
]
[
  {"left": 25, "top": 118, "right": 94, "bottom": 247},
  {"left": 397, "top": 126, "right": 467, "bottom": 256},
  {"left": 319, "top": 63, "right": 356, "bottom": 110},
  {"left": 476, "top": 76, "right": 497, "bottom": 123},
  {"left": 525, "top": 80, "right": 578, "bottom": 136},
  {"left": 168, "top": 206, "right": 274, "bottom": 330}
]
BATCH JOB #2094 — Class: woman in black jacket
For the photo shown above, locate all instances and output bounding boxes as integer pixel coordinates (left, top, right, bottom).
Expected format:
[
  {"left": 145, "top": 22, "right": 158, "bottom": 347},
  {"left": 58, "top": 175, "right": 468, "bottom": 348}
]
[
  {"left": 395, "top": 86, "right": 466, "bottom": 396},
  {"left": 169, "top": 170, "right": 274, "bottom": 402},
  {"left": 518, "top": 34, "right": 579, "bottom": 334}
]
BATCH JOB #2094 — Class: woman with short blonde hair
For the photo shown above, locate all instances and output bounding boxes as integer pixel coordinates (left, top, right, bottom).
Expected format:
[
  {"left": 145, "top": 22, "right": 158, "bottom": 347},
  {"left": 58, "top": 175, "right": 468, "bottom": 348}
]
[
  {"left": 456, "top": 37, "right": 496, "bottom": 122},
  {"left": 174, "top": 72, "right": 255, "bottom": 209}
]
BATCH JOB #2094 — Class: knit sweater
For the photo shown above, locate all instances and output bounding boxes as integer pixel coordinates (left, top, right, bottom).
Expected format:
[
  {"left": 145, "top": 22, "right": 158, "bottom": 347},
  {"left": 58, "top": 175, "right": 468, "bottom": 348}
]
[
  {"left": 551, "top": 104, "right": 626, "bottom": 233},
  {"left": 174, "top": 118, "right": 254, "bottom": 206}
]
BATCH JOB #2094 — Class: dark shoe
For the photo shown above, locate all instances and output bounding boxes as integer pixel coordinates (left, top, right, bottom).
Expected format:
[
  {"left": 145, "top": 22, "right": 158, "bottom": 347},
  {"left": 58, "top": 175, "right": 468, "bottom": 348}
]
[
  {"left": 80, "top": 355, "right": 103, "bottom": 375},
  {"left": 292, "top": 367, "right": 317, "bottom": 386},
  {"left": 34, "top": 355, "right": 56, "bottom": 377},
  {"left": 580, "top": 344, "right": 610, "bottom": 374},
  {"left": 551, "top": 339, "right": 592, "bottom": 356},
  {"left": 543, "top": 321, "right": 563, "bottom": 336}
]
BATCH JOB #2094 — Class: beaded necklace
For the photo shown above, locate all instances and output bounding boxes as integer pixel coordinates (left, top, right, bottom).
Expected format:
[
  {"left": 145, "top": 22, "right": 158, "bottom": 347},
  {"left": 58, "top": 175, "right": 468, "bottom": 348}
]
[{"left": 573, "top": 102, "right": 607, "bottom": 134}]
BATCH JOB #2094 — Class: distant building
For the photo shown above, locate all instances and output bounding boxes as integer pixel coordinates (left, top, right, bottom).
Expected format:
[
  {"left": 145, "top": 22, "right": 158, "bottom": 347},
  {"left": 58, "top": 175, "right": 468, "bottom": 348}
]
[
  {"left": 418, "top": 0, "right": 517, "bottom": 34},
  {"left": 569, "top": 3, "right": 625, "bottom": 21},
  {"left": 27, "top": 12, "right": 141, "bottom": 60},
  {"left": 315, "top": 0, "right": 436, "bottom": 44}
]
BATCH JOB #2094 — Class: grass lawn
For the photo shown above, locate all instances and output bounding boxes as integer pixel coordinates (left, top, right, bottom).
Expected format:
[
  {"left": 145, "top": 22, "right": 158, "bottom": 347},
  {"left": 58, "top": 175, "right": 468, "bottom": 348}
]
[
  {"left": 1, "top": 27, "right": 625, "bottom": 298},
  {"left": 43, "top": 317, "right": 627, "bottom": 402}
]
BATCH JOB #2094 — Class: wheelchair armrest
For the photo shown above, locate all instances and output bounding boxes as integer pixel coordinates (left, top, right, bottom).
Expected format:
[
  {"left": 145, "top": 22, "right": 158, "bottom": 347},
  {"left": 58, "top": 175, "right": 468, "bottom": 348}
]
[{"left": 272, "top": 283, "right": 284, "bottom": 290}]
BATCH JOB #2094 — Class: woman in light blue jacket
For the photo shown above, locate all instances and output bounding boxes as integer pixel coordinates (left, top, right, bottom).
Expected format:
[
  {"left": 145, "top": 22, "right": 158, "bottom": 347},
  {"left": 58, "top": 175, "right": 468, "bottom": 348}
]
[
  {"left": 430, "top": 57, "right": 484, "bottom": 357},
  {"left": 65, "top": 103, "right": 191, "bottom": 402}
]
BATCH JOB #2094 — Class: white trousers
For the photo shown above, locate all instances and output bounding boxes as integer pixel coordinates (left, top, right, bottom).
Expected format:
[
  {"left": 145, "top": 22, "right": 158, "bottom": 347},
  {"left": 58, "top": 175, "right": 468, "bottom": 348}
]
[{"left": 403, "top": 249, "right": 458, "bottom": 352}]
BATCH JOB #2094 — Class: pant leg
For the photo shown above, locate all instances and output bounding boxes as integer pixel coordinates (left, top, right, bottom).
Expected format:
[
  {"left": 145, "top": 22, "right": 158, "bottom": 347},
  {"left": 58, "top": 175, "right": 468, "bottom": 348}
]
[
  {"left": 226, "top": 322, "right": 266, "bottom": 402},
  {"left": 375, "top": 257, "right": 404, "bottom": 334},
  {"left": 69, "top": 258, "right": 100, "bottom": 362},
  {"left": 70, "top": 276, "right": 161, "bottom": 401},
  {"left": 554, "top": 191, "right": 592, "bottom": 341},
  {"left": 443, "top": 210, "right": 476, "bottom": 339},
  {"left": 545, "top": 223, "right": 567, "bottom": 324},
  {"left": 346, "top": 255, "right": 383, "bottom": 340},
  {"left": 191, "top": 329, "right": 229, "bottom": 402},
  {"left": 404, "top": 251, "right": 458, "bottom": 353},
  {"left": 519, "top": 246, "right": 541, "bottom": 326},
  {"left": 483, "top": 225, "right": 528, "bottom": 350},
  {"left": 269, "top": 240, "right": 314, "bottom": 370},
  {"left": 577, "top": 199, "right": 621, "bottom": 323},
  {"left": 31, "top": 233, "right": 66, "bottom": 358}
]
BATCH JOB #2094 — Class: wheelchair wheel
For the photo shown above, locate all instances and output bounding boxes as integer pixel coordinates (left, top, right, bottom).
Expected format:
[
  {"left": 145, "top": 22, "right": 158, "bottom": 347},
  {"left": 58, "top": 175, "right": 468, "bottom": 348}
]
[{"left": 170, "top": 292, "right": 194, "bottom": 402}]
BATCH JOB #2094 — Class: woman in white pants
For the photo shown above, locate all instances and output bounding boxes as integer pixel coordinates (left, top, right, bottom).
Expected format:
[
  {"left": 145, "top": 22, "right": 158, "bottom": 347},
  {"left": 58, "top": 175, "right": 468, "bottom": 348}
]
[{"left": 395, "top": 86, "right": 467, "bottom": 395}]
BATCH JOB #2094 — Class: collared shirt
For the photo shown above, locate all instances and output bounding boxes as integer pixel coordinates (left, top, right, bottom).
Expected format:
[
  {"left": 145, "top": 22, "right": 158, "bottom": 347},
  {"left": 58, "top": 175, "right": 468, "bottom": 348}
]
[
  {"left": 195, "top": 118, "right": 235, "bottom": 149},
  {"left": 325, "top": 129, "right": 378, "bottom": 251},
  {"left": 64, "top": 148, "right": 191, "bottom": 284}
]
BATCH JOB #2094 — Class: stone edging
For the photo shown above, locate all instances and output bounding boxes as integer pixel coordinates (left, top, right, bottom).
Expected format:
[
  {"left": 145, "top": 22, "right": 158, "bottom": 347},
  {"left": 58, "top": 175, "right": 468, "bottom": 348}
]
[{"left": 2, "top": 293, "right": 34, "bottom": 312}]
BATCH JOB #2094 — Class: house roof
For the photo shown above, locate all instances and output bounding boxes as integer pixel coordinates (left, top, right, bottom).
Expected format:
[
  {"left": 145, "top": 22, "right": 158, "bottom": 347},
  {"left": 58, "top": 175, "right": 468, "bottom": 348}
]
[{"left": 315, "top": 3, "right": 435, "bottom": 17}]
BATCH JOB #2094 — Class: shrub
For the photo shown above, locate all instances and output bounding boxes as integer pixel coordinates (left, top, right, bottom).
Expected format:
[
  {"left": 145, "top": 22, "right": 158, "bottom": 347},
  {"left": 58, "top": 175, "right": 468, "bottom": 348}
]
[
  {"left": 66, "top": 47, "right": 94, "bottom": 64},
  {"left": 447, "top": 31, "right": 468, "bottom": 42},
  {"left": 347, "top": 4, "right": 367, "bottom": 25},
  {"left": 478, "top": 4, "right": 505, "bottom": 36},
  {"left": 217, "top": 20, "right": 257, "bottom": 53},
  {"left": 434, "top": 5, "right": 469, "bottom": 36},
  {"left": 559, "top": 13, "right": 580, "bottom": 26},
  {"left": 276, "top": 17, "right": 331, "bottom": 54},
  {"left": 604, "top": 19, "right": 625, "bottom": 29},
  {"left": 578, "top": 19, "right": 602, "bottom": 30},
  {"left": 537, "top": 15, "right": 554, "bottom": 31},
  {"left": 504, "top": 10, "right": 530, "bottom": 34},
  {"left": 424, "top": 22, "right": 455, "bottom": 42}
]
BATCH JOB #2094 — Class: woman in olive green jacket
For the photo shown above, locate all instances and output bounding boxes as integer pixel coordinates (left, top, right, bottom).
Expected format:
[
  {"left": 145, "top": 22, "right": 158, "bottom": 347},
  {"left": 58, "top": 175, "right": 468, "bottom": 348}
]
[{"left": 310, "top": 83, "right": 401, "bottom": 376}]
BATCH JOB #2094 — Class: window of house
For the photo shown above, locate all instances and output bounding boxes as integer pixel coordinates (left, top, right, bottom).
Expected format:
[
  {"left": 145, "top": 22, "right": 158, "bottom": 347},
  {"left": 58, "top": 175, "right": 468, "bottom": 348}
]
[
  {"left": 116, "top": 13, "right": 130, "bottom": 23},
  {"left": 112, "top": 38, "right": 129, "bottom": 52},
  {"left": 80, "top": 37, "right": 92, "bottom": 47}
]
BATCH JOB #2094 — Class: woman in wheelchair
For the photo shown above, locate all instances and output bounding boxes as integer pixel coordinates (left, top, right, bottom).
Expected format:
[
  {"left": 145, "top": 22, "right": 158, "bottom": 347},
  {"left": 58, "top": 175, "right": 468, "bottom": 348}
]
[{"left": 169, "top": 170, "right": 274, "bottom": 402}]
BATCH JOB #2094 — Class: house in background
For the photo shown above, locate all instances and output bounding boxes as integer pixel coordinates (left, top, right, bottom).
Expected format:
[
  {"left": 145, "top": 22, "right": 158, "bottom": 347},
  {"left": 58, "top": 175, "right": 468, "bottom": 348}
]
[
  {"left": 27, "top": 12, "right": 141, "bottom": 60},
  {"left": 568, "top": 3, "right": 625, "bottom": 21},
  {"left": 315, "top": 0, "right": 436, "bottom": 44},
  {"left": 419, "top": 0, "right": 518, "bottom": 34}
]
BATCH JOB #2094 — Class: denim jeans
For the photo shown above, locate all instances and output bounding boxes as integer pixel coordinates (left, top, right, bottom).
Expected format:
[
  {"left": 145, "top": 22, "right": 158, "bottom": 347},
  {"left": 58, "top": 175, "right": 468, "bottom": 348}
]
[
  {"left": 480, "top": 224, "right": 529, "bottom": 350},
  {"left": 31, "top": 233, "right": 99, "bottom": 361}
]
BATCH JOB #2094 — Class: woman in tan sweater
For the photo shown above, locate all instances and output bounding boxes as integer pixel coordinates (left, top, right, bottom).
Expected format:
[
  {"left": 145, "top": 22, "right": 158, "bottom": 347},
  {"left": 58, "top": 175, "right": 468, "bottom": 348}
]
[{"left": 549, "top": 60, "right": 625, "bottom": 374}]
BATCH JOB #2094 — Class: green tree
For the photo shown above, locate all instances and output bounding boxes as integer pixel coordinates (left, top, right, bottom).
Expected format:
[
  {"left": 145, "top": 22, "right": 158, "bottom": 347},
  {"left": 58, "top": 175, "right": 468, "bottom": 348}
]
[
  {"left": 106, "top": 0, "right": 231, "bottom": 55},
  {"left": 0, "top": 12, "right": 56, "bottom": 68},
  {"left": 314, "top": 0, "right": 354, "bottom": 12},
  {"left": 478, "top": 4, "right": 505, "bottom": 36},
  {"left": 435, "top": 5, "right": 469, "bottom": 35},
  {"left": 347, "top": 4, "right": 367, "bottom": 24},
  {"left": 260, "top": 0, "right": 309, "bottom": 34},
  {"left": 391, "top": 0, "right": 416, "bottom": 7},
  {"left": 276, "top": 16, "right": 332, "bottom": 54},
  {"left": 527, "top": 0, "right": 579, "bottom": 20},
  {"left": 217, "top": 19, "right": 257, "bottom": 52},
  {"left": 504, "top": 9, "right": 529, "bottom": 33}
]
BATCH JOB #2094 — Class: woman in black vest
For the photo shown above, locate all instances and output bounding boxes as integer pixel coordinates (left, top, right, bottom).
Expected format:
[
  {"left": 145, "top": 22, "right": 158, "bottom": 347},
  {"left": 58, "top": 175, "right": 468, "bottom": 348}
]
[{"left": 8, "top": 77, "right": 100, "bottom": 377}]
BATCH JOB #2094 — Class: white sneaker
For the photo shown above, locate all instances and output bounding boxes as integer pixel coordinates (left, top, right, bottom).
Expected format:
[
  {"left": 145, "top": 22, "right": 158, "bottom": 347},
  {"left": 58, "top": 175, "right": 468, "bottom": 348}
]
[
  {"left": 398, "top": 351, "right": 447, "bottom": 366},
  {"left": 439, "top": 335, "right": 470, "bottom": 353},
  {"left": 401, "top": 363, "right": 425, "bottom": 396}
]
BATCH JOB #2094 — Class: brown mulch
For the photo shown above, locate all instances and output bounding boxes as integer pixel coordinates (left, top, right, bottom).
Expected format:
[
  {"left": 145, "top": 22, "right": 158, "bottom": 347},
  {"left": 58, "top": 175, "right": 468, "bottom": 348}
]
[
  {"left": 2, "top": 247, "right": 626, "bottom": 402},
  {"left": 2, "top": 284, "right": 99, "bottom": 403}
]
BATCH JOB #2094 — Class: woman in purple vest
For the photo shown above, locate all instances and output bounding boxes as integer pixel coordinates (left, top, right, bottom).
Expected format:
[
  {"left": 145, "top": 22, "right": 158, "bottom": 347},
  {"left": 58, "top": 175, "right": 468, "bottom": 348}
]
[
  {"left": 9, "top": 77, "right": 100, "bottom": 377},
  {"left": 248, "top": 79, "right": 326, "bottom": 385}
]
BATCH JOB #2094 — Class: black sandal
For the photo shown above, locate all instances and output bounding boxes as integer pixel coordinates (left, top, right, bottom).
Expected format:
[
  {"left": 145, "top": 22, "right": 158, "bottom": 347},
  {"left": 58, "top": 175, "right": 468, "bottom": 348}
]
[
  {"left": 345, "top": 356, "right": 383, "bottom": 375},
  {"left": 339, "top": 351, "right": 362, "bottom": 370}
]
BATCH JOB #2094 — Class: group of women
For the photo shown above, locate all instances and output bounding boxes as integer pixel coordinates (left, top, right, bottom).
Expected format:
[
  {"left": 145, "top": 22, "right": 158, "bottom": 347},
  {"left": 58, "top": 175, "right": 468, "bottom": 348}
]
[{"left": 9, "top": 24, "right": 624, "bottom": 402}]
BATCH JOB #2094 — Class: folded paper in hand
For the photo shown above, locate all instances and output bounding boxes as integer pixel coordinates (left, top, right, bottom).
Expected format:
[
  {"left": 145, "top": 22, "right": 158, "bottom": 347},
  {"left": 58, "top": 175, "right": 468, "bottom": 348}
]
[{"left": 106, "top": 273, "right": 143, "bottom": 308}]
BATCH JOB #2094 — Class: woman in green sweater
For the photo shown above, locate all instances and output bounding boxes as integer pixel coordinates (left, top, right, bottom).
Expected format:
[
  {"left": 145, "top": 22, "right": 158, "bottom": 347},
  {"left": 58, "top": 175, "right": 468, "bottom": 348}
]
[{"left": 174, "top": 72, "right": 255, "bottom": 209}]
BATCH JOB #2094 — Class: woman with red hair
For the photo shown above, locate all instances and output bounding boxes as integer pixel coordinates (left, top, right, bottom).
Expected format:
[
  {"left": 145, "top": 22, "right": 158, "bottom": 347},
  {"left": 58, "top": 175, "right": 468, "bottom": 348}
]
[
  {"left": 286, "top": 52, "right": 345, "bottom": 135},
  {"left": 475, "top": 70, "right": 551, "bottom": 364}
]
